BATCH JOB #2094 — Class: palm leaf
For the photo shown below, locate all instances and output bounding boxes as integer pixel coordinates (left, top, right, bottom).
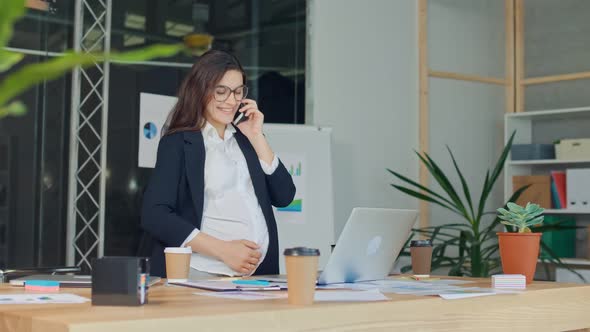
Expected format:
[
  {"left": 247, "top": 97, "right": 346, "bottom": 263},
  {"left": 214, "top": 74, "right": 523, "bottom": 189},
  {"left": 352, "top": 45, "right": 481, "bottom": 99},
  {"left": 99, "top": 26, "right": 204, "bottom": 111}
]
[
  {"left": 487, "top": 131, "right": 516, "bottom": 195},
  {"left": 448, "top": 255, "right": 467, "bottom": 276},
  {"left": 476, "top": 170, "right": 491, "bottom": 223},
  {"left": 391, "top": 184, "right": 462, "bottom": 215},
  {"left": 541, "top": 260, "right": 552, "bottom": 283},
  {"left": 398, "top": 234, "right": 414, "bottom": 258},
  {"left": 446, "top": 145, "right": 475, "bottom": 220},
  {"left": 459, "top": 230, "right": 467, "bottom": 260},
  {"left": 476, "top": 131, "right": 517, "bottom": 222},
  {"left": 0, "top": 0, "right": 25, "bottom": 50},
  {"left": 400, "top": 265, "right": 412, "bottom": 273},
  {"left": 531, "top": 224, "right": 582, "bottom": 233},
  {"left": 412, "top": 223, "right": 471, "bottom": 231},
  {"left": 0, "top": 100, "right": 25, "bottom": 118},
  {"left": 413, "top": 230, "right": 459, "bottom": 239},
  {"left": 420, "top": 151, "right": 469, "bottom": 219},
  {"left": 482, "top": 244, "right": 499, "bottom": 260},
  {"left": 485, "top": 258, "right": 502, "bottom": 275},
  {"left": 0, "top": 50, "right": 23, "bottom": 72},
  {"left": 432, "top": 237, "right": 464, "bottom": 250},
  {"left": 387, "top": 168, "right": 458, "bottom": 209},
  {"left": 539, "top": 241, "right": 586, "bottom": 282}
]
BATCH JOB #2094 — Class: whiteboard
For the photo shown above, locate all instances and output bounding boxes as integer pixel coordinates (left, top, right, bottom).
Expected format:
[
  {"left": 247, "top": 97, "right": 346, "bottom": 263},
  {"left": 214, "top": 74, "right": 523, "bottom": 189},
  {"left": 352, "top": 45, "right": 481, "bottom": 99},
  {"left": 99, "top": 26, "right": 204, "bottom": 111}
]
[
  {"left": 138, "top": 93, "right": 335, "bottom": 273},
  {"left": 263, "top": 124, "right": 335, "bottom": 273}
]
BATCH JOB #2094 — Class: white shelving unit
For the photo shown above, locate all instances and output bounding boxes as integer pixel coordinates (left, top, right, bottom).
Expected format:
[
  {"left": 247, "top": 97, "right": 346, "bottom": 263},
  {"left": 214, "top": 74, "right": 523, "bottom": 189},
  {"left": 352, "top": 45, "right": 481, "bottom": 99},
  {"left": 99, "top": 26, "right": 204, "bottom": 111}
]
[
  {"left": 543, "top": 209, "right": 590, "bottom": 215},
  {"left": 504, "top": 106, "right": 590, "bottom": 203},
  {"left": 508, "top": 159, "right": 590, "bottom": 166},
  {"left": 504, "top": 107, "right": 590, "bottom": 271}
]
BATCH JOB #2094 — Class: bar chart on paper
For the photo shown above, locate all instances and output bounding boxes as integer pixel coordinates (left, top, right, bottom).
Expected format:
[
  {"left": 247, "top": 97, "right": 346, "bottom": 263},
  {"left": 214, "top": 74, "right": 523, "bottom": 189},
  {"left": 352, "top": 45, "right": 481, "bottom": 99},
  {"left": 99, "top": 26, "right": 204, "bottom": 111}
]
[
  {"left": 279, "top": 199, "right": 302, "bottom": 212},
  {"left": 277, "top": 155, "right": 306, "bottom": 216},
  {"left": 288, "top": 162, "right": 302, "bottom": 176}
]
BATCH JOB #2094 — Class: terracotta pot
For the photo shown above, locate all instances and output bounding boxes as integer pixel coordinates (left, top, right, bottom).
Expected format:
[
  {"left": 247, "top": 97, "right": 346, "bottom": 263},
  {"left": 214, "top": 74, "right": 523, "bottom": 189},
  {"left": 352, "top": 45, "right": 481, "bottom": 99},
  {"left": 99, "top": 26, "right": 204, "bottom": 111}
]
[{"left": 497, "top": 232, "right": 542, "bottom": 284}]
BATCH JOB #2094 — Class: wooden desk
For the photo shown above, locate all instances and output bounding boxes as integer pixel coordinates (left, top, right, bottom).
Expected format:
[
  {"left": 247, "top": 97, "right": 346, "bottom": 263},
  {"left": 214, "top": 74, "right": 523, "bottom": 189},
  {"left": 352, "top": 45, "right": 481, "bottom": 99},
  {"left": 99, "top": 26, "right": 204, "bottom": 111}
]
[{"left": 0, "top": 278, "right": 589, "bottom": 332}]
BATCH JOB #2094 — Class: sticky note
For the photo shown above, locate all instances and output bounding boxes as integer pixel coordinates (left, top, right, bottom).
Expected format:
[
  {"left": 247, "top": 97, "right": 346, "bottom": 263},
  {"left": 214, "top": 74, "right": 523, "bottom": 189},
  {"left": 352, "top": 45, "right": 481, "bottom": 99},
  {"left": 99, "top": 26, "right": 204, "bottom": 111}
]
[
  {"left": 492, "top": 274, "right": 526, "bottom": 290},
  {"left": 25, "top": 280, "right": 60, "bottom": 292}
]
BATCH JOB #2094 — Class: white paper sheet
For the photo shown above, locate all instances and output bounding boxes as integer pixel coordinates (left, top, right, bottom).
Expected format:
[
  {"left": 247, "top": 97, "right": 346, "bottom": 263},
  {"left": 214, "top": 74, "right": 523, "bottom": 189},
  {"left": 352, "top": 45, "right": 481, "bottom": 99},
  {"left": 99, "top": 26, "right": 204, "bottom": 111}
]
[
  {"left": 378, "top": 284, "right": 520, "bottom": 298},
  {"left": 439, "top": 292, "right": 496, "bottom": 300},
  {"left": 195, "top": 289, "right": 389, "bottom": 302},
  {"left": 432, "top": 287, "right": 520, "bottom": 299},
  {"left": 374, "top": 278, "right": 475, "bottom": 286},
  {"left": 0, "top": 293, "right": 89, "bottom": 305},
  {"left": 195, "top": 291, "right": 287, "bottom": 301},
  {"left": 416, "top": 279, "right": 475, "bottom": 285},
  {"left": 314, "top": 289, "right": 389, "bottom": 302},
  {"left": 316, "top": 283, "right": 380, "bottom": 290},
  {"left": 317, "top": 279, "right": 475, "bottom": 294}
]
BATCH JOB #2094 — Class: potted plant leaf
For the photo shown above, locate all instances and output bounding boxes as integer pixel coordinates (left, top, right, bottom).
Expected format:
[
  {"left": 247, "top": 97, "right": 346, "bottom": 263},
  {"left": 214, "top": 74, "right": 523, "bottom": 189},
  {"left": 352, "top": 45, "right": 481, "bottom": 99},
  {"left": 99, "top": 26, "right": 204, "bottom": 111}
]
[{"left": 496, "top": 202, "right": 544, "bottom": 283}]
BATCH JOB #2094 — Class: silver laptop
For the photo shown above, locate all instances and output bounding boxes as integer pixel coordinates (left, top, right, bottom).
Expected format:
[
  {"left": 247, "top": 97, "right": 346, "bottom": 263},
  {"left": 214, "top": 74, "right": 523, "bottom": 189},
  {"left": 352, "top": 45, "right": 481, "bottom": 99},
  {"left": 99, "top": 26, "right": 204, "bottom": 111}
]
[{"left": 266, "top": 208, "right": 418, "bottom": 285}]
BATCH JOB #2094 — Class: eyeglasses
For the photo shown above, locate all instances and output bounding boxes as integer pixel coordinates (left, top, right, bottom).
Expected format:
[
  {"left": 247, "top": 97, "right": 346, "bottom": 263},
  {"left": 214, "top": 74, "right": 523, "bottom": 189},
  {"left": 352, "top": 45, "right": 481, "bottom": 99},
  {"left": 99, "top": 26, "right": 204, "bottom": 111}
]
[{"left": 213, "top": 85, "right": 248, "bottom": 102}]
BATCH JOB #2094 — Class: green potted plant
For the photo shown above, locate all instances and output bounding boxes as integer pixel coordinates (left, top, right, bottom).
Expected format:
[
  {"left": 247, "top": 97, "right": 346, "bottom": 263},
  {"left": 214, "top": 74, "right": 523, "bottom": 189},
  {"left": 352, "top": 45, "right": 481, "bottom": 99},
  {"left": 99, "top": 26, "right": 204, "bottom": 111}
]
[
  {"left": 496, "top": 202, "right": 544, "bottom": 283},
  {"left": 388, "top": 131, "right": 584, "bottom": 281}
]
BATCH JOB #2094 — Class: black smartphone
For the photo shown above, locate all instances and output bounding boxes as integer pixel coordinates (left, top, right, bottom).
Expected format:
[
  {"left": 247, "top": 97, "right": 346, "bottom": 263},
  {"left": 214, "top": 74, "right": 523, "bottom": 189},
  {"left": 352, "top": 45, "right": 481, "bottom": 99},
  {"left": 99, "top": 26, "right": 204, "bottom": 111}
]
[{"left": 233, "top": 103, "right": 248, "bottom": 126}]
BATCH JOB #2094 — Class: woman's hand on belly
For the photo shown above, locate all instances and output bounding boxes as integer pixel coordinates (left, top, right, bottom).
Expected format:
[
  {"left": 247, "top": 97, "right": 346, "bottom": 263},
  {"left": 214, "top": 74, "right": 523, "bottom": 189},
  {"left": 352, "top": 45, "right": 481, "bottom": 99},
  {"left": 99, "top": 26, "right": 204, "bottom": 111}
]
[{"left": 219, "top": 239, "right": 262, "bottom": 274}]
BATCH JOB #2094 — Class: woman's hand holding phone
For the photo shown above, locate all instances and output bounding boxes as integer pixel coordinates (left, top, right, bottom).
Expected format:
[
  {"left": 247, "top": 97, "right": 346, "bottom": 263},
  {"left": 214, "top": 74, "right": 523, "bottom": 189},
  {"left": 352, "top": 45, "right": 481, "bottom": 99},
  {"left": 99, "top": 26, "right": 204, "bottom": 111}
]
[{"left": 234, "top": 99, "right": 264, "bottom": 139}]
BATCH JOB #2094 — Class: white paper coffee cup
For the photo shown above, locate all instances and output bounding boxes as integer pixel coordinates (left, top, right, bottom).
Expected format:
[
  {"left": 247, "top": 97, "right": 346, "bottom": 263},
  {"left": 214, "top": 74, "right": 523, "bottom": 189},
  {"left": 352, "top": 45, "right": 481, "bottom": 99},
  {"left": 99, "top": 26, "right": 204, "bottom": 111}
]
[{"left": 164, "top": 247, "right": 192, "bottom": 282}]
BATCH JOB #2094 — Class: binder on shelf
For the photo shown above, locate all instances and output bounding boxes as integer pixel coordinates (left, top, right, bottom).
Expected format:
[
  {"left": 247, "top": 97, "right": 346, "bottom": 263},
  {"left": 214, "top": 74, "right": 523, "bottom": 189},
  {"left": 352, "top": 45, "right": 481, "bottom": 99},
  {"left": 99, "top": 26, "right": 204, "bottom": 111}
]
[
  {"left": 540, "top": 216, "right": 576, "bottom": 259},
  {"left": 550, "top": 179, "right": 561, "bottom": 209},
  {"left": 512, "top": 175, "right": 551, "bottom": 209},
  {"left": 550, "top": 171, "right": 567, "bottom": 209},
  {"left": 566, "top": 168, "right": 590, "bottom": 211}
]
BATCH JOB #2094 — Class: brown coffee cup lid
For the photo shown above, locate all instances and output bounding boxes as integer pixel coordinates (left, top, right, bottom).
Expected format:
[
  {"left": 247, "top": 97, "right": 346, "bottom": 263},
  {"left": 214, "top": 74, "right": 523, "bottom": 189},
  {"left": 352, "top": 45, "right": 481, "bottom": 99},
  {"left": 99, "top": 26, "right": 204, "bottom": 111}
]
[
  {"left": 284, "top": 247, "right": 320, "bottom": 256},
  {"left": 410, "top": 239, "right": 432, "bottom": 247}
]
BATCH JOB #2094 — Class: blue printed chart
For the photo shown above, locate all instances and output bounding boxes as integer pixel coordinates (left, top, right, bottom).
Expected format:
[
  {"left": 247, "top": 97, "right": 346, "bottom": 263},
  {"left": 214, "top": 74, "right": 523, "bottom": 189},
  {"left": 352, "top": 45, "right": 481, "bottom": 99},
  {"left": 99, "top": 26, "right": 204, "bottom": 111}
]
[
  {"left": 143, "top": 122, "right": 158, "bottom": 139},
  {"left": 275, "top": 154, "right": 306, "bottom": 224},
  {"left": 138, "top": 93, "right": 177, "bottom": 168}
]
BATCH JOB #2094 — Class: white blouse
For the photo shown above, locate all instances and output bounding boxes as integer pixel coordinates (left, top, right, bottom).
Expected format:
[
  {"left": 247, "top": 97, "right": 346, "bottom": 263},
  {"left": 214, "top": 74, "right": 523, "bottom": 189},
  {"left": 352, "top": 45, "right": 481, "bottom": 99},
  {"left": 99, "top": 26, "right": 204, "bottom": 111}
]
[{"left": 181, "top": 122, "right": 278, "bottom": 276}]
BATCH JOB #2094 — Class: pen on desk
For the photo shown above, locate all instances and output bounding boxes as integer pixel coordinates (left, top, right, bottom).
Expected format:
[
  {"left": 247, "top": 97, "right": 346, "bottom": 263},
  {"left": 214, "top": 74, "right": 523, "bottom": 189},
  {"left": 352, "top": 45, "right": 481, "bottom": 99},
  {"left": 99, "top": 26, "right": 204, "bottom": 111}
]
[
  {"left": 411, "top": 275, "right": 429, "bottom": 281},
  {"left": 237, "top": 286, "right": 282, "bottom": 291},
  {"left": 232, "top": 279, "right": 271, "bottom": 286}
]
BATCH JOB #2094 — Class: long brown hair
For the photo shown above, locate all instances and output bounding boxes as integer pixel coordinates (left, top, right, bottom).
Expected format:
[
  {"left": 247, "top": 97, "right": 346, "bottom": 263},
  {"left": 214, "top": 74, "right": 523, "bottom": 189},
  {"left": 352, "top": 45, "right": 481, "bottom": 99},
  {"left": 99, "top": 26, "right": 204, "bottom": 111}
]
[{"left": 164, "top": 50, "right": 246, "bottom": 135}]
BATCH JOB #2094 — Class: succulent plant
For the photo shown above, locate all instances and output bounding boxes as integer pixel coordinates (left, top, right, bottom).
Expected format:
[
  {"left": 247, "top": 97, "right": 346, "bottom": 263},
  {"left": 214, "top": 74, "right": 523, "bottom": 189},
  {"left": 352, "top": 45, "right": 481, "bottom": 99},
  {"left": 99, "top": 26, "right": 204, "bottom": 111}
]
[{"left": 497, "top": 202, "right": 545, "bottom": 233}]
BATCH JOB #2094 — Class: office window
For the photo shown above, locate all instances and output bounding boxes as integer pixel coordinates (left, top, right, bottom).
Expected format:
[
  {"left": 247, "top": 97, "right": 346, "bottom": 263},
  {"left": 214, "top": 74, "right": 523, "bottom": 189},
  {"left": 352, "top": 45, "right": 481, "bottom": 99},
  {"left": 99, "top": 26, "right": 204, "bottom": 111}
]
[
  {"left": 0, "top": 0, "right": 306, "bottom": 267},
  {"left": 110, "top": 0, "right": 306, "bottom": 123}
]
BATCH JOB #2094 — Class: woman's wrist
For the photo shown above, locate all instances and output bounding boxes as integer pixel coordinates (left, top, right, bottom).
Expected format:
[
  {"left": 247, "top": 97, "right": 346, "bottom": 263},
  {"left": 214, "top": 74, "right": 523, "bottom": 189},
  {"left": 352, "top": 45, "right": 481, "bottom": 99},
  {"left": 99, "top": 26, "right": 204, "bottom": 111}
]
[
  {"left": 193, "top": 232, "right": 227, "bottom": 261},
  {"left": 213, "top": 239, "right": 228, "bottom": 261},
  {"left": 248, "top": 134, "right": 274, "bottom": 164},
  {"left": 246, "top": 132, "right": 264, "bottom": 142}
]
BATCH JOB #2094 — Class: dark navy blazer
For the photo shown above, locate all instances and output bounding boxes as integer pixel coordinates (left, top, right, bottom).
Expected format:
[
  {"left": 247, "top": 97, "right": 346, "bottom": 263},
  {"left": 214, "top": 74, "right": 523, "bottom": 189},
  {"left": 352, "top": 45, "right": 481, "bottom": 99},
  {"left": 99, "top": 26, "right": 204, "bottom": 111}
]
[{"left": 141, "top": 128, "right": 296, "bottom": 277}]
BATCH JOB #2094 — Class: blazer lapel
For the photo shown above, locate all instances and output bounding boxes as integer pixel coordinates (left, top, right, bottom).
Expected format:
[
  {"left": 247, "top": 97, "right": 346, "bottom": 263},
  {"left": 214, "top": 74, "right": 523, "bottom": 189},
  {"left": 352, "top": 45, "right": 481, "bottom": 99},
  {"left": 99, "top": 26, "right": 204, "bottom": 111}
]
[
  {"left": 183, "top": 131, "right": 205, "bottom": 222},
  {"left": 234, "top": 131, "right": 268, "bottom": 206}
]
